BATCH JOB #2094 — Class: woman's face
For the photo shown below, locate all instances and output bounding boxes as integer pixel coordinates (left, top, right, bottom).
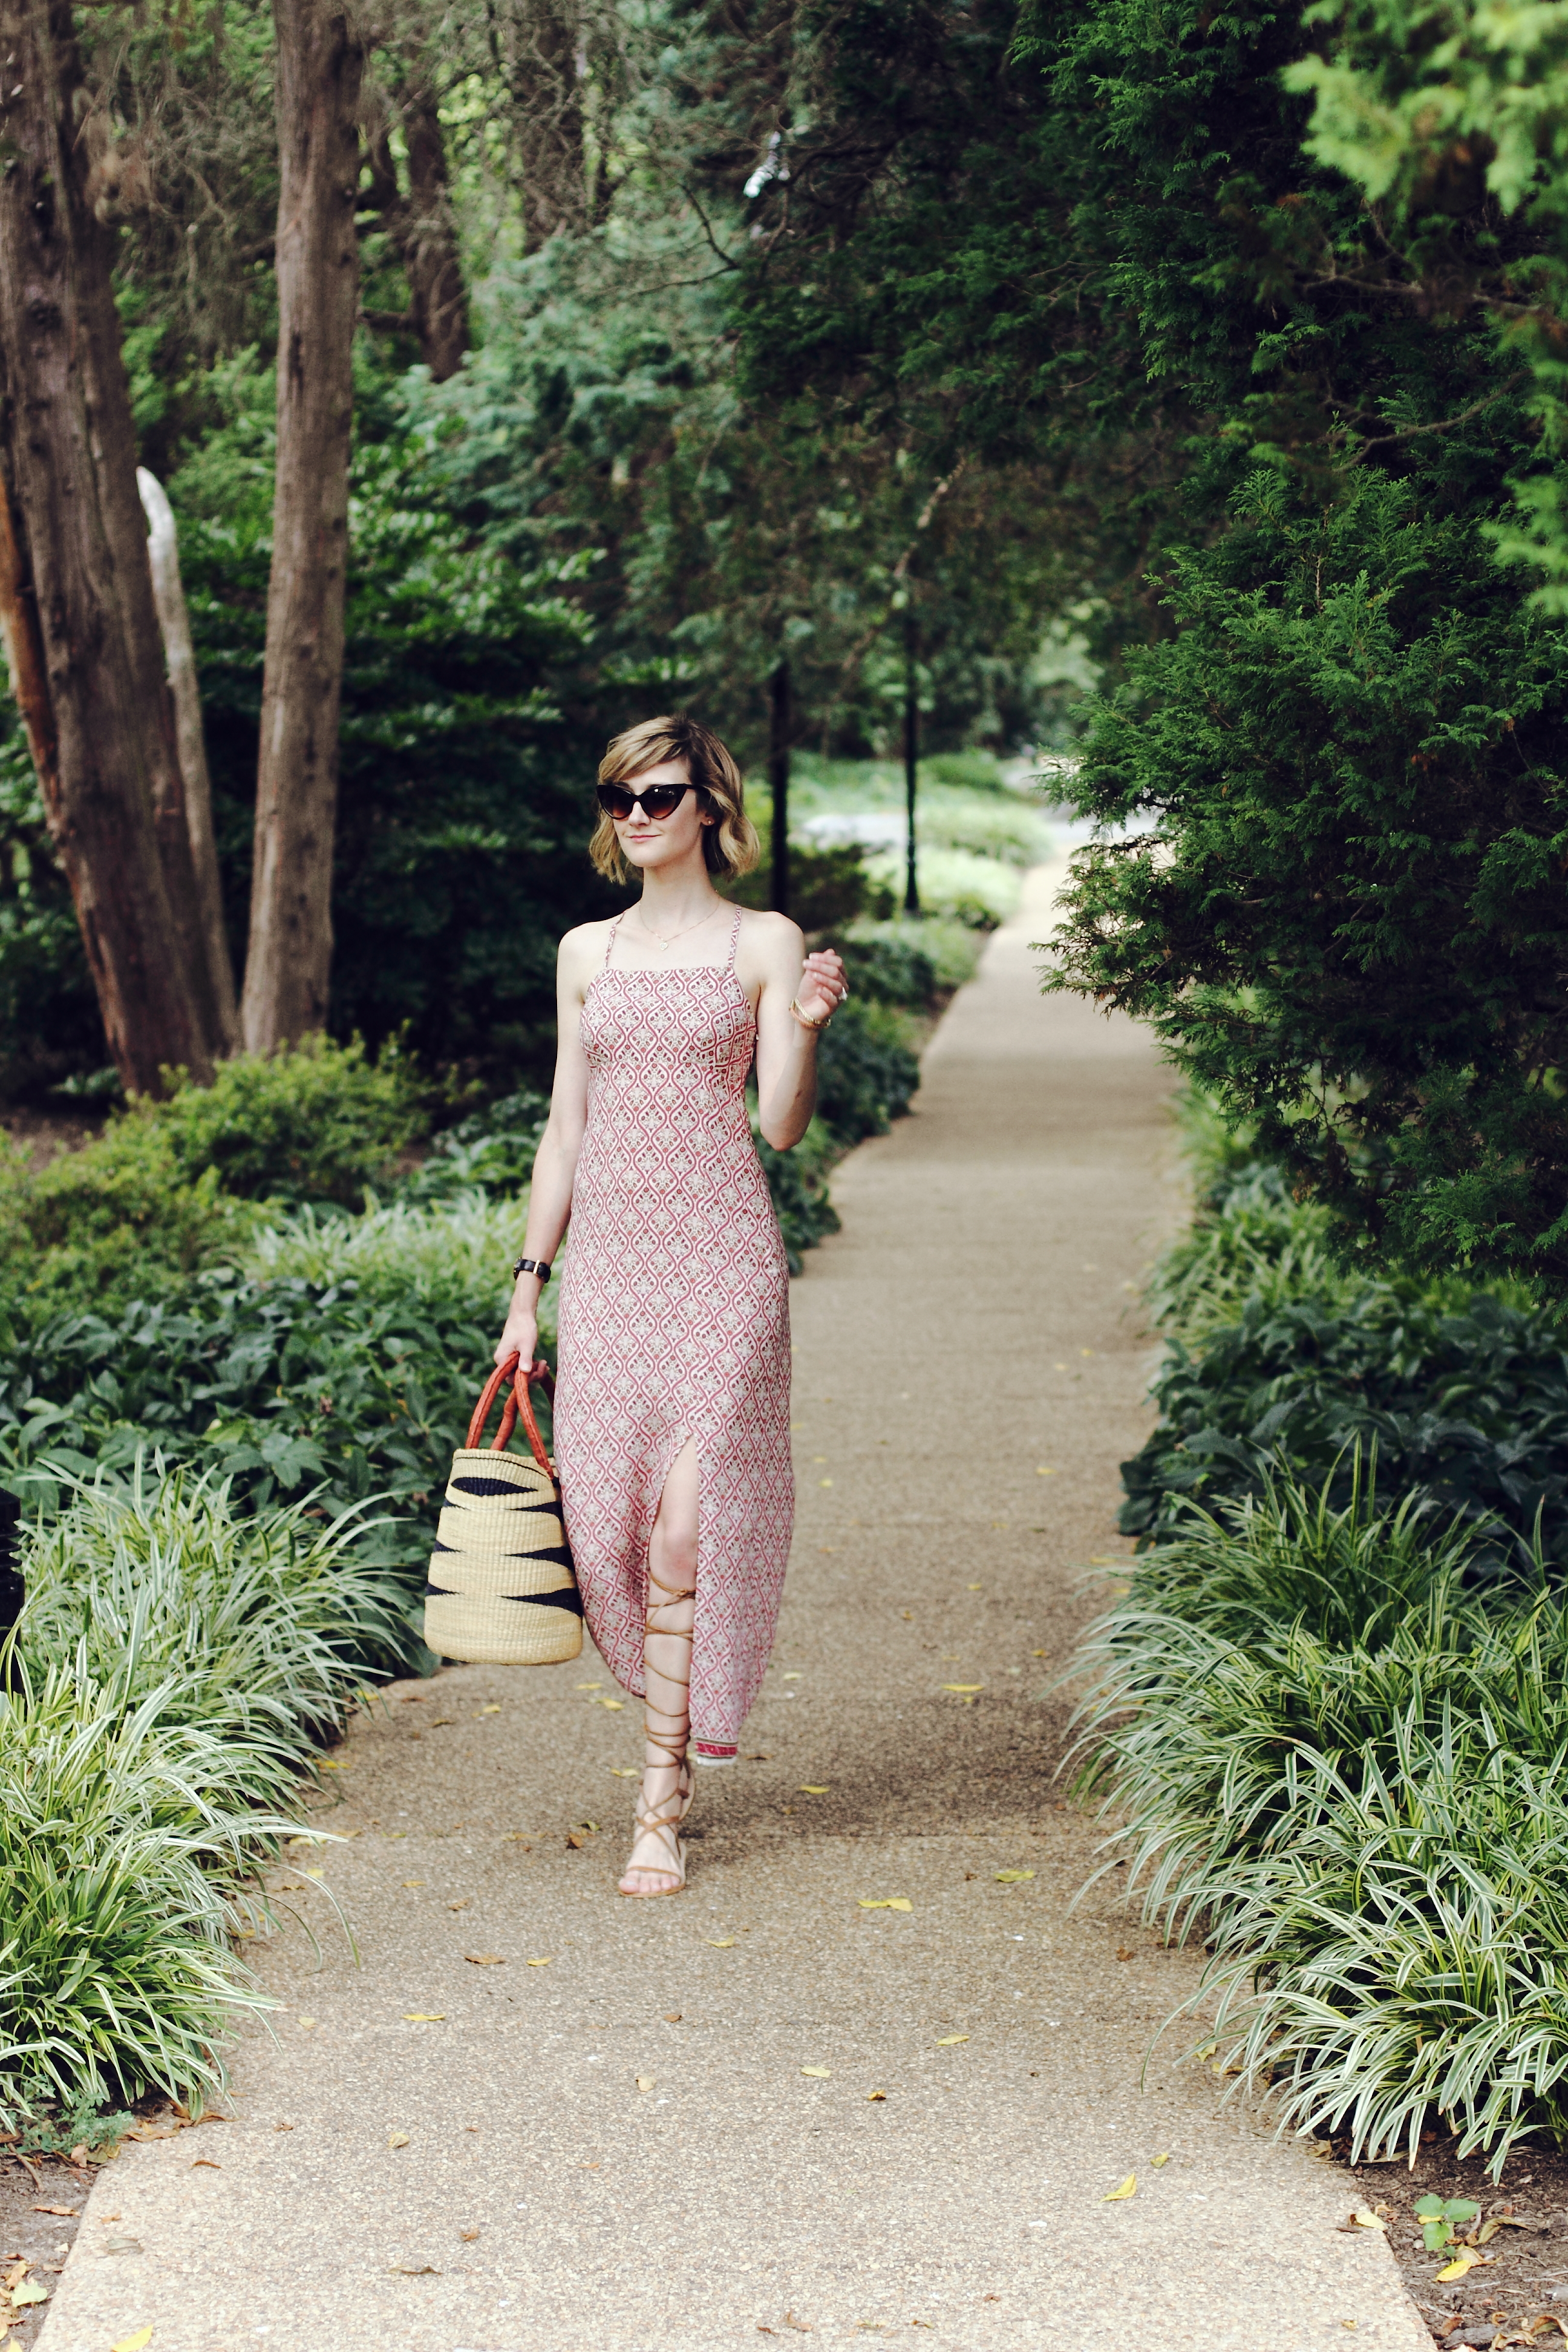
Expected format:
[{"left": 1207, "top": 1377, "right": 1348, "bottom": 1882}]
[{"left": 610, "top": 757, "right": 715, "bottom": 874}]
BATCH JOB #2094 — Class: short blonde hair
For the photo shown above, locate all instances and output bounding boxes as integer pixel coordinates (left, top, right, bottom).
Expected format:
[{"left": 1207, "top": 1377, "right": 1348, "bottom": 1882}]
[{"left": 589, "top": 714, "right": 760, "bottom": 883}]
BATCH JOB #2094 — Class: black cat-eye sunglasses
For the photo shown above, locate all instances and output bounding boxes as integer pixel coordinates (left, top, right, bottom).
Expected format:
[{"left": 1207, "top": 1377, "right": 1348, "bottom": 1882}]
[{"left": 595, "top": 780, "right": 701, "bottom": 822}]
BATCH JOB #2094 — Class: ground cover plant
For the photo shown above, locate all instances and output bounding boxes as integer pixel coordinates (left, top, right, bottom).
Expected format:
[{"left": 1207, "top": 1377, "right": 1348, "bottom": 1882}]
[
  {"left": 0, "top": 1463, "right": 400, "bottom": 2123},
  {"left": 1069, "top": 1472, "right": 1568, "bottom": 2171}
]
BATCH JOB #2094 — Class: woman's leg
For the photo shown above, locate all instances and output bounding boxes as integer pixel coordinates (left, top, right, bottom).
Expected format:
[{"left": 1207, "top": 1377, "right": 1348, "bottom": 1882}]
[{"left": 620, "top": 1437, "right": 699, "bottom": 1896}]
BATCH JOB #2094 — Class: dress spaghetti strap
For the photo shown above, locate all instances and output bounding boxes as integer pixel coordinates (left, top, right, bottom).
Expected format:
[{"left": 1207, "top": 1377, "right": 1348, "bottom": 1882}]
[
  {"left": 603, "top": 914, "right": 625, "bottom": 969},
  {"left": 725, "top": 909, "right": 742, "bottom": 972}
]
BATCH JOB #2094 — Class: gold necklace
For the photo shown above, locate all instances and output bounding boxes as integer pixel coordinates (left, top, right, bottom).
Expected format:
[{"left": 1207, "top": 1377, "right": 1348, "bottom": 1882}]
[{"left": 633, "top": 904, "right": 722, "bottom": 950}]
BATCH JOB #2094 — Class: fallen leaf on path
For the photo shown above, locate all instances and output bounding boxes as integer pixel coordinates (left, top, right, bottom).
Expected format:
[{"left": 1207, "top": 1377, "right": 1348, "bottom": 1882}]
[
  {"left": 1344, "top": 2210, "right": 1385, "bottom": 2232},
  {"left": 576, "top": 1681, "right": 602, "bottom": 1690},
  {"left": 783, "top": 2313, "right": 812, "bottom": 2331},
  {"left": 388, "top": 2263, "right": 441, "bottom": 2275},
  {"left": 867, "top": 2091, "right": 886, "bottom": 2102},
  {"left": 526, "top": 1956, "right": 552, "bottom": 1967},
  {"left": 1436, "top": 2251, "right": 1487, "bottom": 2281},
  {"left": 966, "top": 1583, "right": 982, "bottom": 1592},
  {"left": 609, "top": 1767, "right": 639, "bottom": 1778},
  {"left": 31, "top": 2206, "right": 77, "bottom": 2218},
  {"left": 942, "top": 1684, "right": 984, "bottom": 1694},
  {"left": 799, "top": 1786, "right": 830, "bottom": 1795},
  {"left": 318, "top": 1759, "right": 350, "bottom": 1771},
  {"left": 707, "top": 1938, "right": 736, "bottom": 1948},
  {"left": 465, "top": 1953, "right": 507, "bottom": 1966},
  {"left": 402, "top": 2014, "right": 445, "bottom": 2023},
  {"left": 801, "top": 2068, "right": 831, "bottom": 2079},
  {"left": 460, "top": 2227, "right": 481, "bottom": 2242},
  {"left": 636, "top": 2077, "right": 656, "bottom": 2092},
  {"left": 995, "top": 1870, "right": 1034, "bottom": 1883},
  {"left": 189, "top": 2159, "right": 221, "bottom": 2171},
  {"left": 1103, "top": 2175, "right": 1136, "bottom": 2201},
  {"left": 597, "top": 1699, "right": 625, "bottom": 1711},
  {"left": 1151, "top": 2155, "right": 1169, "bottom": 2169},
  {"left": 858, "top": 1899, "right": 912, "bottom": 1912},
  {"left": 9, "top": 2283, "right": 47, "bottom": 2308},
  {"left": 1117, "top": 1947, "right": 1135, "bottom": 1961},
  {"left": 448, "top": 1898, "right": 471, "bottom": 1911},
  {"left": 110, "top": 2331, "right": 154, "bottom": 2352},
  {"left": 387, "top": 2131, "right": 411, "bottom": 2149},
  {"left": 935, "top": 2035, "right": 969, "bottom": 2047},
  {"left": 1036, "top": 1467, "right": 1056, "bottom": 1475},
  {"left": 479, "top": 1705, "right": 501, "bottom": 1715},
  {"left": 296, "top": 2017, "right": 318, "bottom": 2030},
  {"left": 1031, "top": 1648, "right": 1049, "bottom": 1657},
  {"left": 401, "top": 1880, "right": 425, "bottom": 1888}
]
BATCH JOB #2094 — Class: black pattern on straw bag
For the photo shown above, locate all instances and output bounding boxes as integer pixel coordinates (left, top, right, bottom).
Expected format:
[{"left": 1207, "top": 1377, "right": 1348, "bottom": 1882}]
[{"left": 423, "top": 1354, "right": 583, "bottom": 1665}]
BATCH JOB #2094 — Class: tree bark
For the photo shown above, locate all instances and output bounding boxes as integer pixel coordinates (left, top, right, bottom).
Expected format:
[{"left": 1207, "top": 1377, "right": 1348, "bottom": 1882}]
[
  {"left": 241, "top": 0, "right": 364, "bottom": 1053},
  {"left": 139, "top": 468, "right": 240, "bottom": 1053},
  {"left": 0, "top": 0, "right": 217, "bottom": 1093},
  {"left": 769, "top": 657, "right": 791, "bottom": 920},
  {"left": 361, "top": 77, "right": 468, "bottom": 382}
]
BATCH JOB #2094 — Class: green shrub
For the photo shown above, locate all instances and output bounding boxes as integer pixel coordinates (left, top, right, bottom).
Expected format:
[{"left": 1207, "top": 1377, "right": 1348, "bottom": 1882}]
[
  {"left": 838, "top": 933, "right": 939, "bottom": 1010},
  {"left": 397, "top": 1089, "right": 549, "bottom": 1204},
  {"left": 1065, "top": 1474, "right": 1568, "bottom": 2167},
  {"left": 0, "top": 1665, "right": 293, "bottom": 2122},
  {"left": 753, "top": 1116, "right": 842, "bottom": 1272},
  {"left": 919, "top": 789, "right": 1050, "bottom": 869},
  {"left": 815, "top": 1001, "right": 922, "bottom": 1144},
  {"left": 146, "top": 1036, "right": 426, "bottom": 1206},
  {"left": 725, "top": 840, "right": 895, "bottom": 932},
  {"left": 20, "top": 1463, "right": 413, "bottom": 1757}
]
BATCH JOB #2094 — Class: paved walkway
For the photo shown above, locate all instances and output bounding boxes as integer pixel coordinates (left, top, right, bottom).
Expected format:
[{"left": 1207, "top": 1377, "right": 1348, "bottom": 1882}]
[{"left": 38, "top": 865, "right": 1428, "bottom": 2352}]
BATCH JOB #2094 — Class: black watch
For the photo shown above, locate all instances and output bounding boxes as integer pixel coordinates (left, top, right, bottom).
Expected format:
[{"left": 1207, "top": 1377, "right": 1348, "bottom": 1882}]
[{"left": 512, "top": 1255, "right": 552, "bottom": 1284}]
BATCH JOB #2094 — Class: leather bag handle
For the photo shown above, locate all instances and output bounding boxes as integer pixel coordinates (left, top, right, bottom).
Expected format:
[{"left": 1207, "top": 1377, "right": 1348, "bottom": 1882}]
[{"left": 466, "top": 1352, "right": 554, "bottom": 1476}]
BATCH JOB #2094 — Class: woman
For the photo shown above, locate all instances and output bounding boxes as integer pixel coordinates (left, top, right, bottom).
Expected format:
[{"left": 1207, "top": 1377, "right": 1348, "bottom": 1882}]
[{"left": 495, "top": 714, "right": 848, "bottom": 1897}]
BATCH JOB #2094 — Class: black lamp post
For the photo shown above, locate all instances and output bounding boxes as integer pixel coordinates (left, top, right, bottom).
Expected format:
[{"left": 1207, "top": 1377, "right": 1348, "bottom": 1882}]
[
  {"left": 903, "top": 613, "right": 920, "bottom": 918},
  {"left": 0, "top": 1489, "right": 22, "bottom": 1693}
]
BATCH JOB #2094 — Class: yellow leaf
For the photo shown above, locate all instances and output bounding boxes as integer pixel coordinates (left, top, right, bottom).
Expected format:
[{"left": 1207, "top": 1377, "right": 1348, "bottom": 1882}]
[
  {"left": 858, "top": 1898, "right": 912, "bottom": 1912},
  {"left": 525, "top": 1956, "right": 552, "bottom": 1967},
  {"left": 402, "top": 2013, "right": 445, "bottom": 2022},
  {"left": 318, "top": 1759, "right": 350, "bottom": 1771},
  {"left": 941, "top": 1684, "right": 984, "bottom": 1693},
  {"left": 801, "top": 2068, "right": 831, "bottom": 2079},
  {"left": 111, "top": 2332, "right": 154, "bottom": 2352},
  {"left": 479, "top": 1705, "right": 501, "bottom": 1714},
  {"left": 465, "top": 1953, "right": 507, "bottom": 1967},
  {"left": 401, "top": 1879, "right": 425, "bottom": 1888},
  {"left": 636, "top": 2076, "right": 656, "bottom": 2092},
  {"left": 995, "top": 1869, "right": 1034, "bottom": 1883},
  {"left": 599, "top": 1699, "right": 625, "bottom": 1711},
  {"left": 387, "top": 2130, "right": 411, "bottom": 2149},
  {"left": 609, "top": 1766, "right": 639, "bottom": 1777},
  {"left": 1152, "top": 2154, "right": 1170, "bottom": 2167},
  {"left": 304, "top": 1869, "right": 324, "bottom": 1880},
  {"left": 1436, "top": 2252, "right": 1482, "bottom": 2281},
  {"left": 707, "top": 1938, "right": 736, "bottom": 1948},
  {"left": 575, "top": 1681, "right": 603, "bottom": 1690},
  {"left": 799, "top": 1786, "right": 831, "bottom": 1794},
  {"left": 1036, "top": 1467, "right": 1056, "bottom": 1475},
  {"left": 1031, "top": 1648, "right": 1049, "bottom": 1657},
  {"left": 1103, "top": 2175, "right": 1136, "bottom": 2202},
  {"left": 1347, "top": 2209, "right": 1386, "bottom": 2231},
  {"left": 867, "top": 2091, "right": 886, "bottom": 2102},
  {"left": 935, "top": 2034, "right": 969, "bottom": 2047},
  {"left": 965, "top": 1583, "right": 983, "bottom": 1592},
  {"left": 297, "top": 2016, "right": 317, "bottom": 2030},
  {"left": 820, "top": 1477, "right": 833, "bottom": 1488}
]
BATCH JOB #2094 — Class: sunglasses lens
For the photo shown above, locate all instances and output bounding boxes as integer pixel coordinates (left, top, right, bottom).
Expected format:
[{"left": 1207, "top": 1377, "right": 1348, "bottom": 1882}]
[{"left": 597, "top": 783, "right": 689, "bottom": 820}]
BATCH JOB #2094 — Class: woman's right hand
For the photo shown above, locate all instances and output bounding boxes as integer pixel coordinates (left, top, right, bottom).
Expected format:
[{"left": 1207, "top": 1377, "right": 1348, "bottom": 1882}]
[{"left": 495, "top": 1298, "right": 538, "bottom": 1373}]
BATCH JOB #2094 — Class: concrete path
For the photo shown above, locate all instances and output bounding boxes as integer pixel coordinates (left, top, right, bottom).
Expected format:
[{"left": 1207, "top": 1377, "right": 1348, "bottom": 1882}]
[{"left": 38, "top": 864, "right": 1428, "bottom": 2352}]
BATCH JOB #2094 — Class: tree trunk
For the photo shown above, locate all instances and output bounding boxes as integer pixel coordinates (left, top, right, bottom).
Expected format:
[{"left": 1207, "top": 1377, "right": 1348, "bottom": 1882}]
[
  {"left": 241, "top": 0, "right": 364, "bottom": 1053},
  {"left": 769, "top": 657, "right": 791, "bottom": 920},
  {"left": 139, "top": 469, "right": 240, "bottom": 1053},
  {"left": 400, "top": 78, "right": 468, "bottom": 382},
  {"left": 0, "top": 0, "right": 217, "bottom": 1093}
]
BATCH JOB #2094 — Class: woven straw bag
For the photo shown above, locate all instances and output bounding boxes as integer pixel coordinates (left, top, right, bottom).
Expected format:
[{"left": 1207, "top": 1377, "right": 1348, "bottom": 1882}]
[{"left": 423, "top": 1353, "right": 583, "bottom": 1666}]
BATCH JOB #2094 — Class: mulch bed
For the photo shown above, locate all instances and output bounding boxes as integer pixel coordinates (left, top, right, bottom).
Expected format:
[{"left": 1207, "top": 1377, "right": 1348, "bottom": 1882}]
[
  {"left": 1340, "top": 2134, "right": 1568, "bottom": 2347},
  {"left": 0, "top": 2149, "right": 90, "bottom": 2347}
]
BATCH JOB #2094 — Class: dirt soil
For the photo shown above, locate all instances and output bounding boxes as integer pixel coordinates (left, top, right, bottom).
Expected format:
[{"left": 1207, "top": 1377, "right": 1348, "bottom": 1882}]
[
  {"left": 1347, "top": 2135, "right": 1568, "bottom": 2346},
  {"left": 0, "top": 2150, "right": 89, "bottom": 2347}
]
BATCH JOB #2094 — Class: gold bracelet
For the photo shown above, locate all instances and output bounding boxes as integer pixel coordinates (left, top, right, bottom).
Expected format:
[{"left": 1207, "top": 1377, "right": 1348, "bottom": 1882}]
[{"left": 789, "top": 997, "right": 831, "bottom": 1031}]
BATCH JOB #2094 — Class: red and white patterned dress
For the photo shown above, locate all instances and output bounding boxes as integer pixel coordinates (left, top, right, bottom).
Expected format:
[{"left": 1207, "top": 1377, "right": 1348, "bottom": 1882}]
[{"left": 553, "top": 911, "right": 794, "bottom": 1763}]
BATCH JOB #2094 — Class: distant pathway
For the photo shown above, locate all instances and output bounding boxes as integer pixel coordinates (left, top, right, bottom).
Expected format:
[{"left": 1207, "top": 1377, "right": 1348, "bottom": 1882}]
[{"left": 38, "top": 863, "right": 1427, "bottom": 2351}]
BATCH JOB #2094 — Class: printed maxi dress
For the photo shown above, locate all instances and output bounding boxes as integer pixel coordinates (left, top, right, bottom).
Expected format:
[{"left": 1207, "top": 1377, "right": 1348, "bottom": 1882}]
[{"left": 552, "top": 910, "right": 794, "bottom": 1763}]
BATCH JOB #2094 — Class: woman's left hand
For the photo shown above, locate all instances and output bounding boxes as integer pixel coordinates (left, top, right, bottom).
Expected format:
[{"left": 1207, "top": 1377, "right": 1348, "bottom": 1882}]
[{"left": 795, "top": 947, "right": 849, "bottom": 1029}]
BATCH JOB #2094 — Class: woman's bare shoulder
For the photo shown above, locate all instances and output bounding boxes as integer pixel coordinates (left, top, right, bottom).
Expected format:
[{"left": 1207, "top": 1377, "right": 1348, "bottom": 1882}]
[
  {"left": 557, "top": 918, "right": 618, "bottom": 988},
  {"left": 734, "top": 906, "right": 804, "bottom": 969}
]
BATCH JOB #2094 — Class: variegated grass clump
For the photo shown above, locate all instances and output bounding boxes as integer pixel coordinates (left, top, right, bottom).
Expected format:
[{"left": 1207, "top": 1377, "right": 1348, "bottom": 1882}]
[
  {"left": 2, "top": 1459, "right": 398, "bottom": 2120},
  {"left": 1066, "top": 1466, "right": 1568, "bottom": 2173}
]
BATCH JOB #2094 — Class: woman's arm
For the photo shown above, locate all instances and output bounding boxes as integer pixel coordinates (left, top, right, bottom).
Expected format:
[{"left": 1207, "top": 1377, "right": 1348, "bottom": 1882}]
[
  {"left": 749, "top": 915, "right": 848, "bottom": 1152},
  {"left": 494, "top": 931, "right": 595, "bottom": 1370}
]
